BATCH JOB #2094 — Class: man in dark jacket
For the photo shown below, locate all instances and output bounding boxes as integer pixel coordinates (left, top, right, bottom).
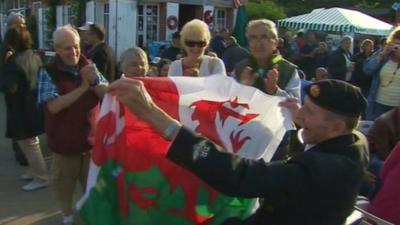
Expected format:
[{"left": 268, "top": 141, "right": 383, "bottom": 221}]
[
  {"left": 210, "top": 28, "right": 229, "bottom": 58},
  {"left": 108, "top": 77, "right": 368, "bottom": 225},
  {"left": 161, "top": 31, "right": 183, "bottom": 61},
  {"left": 327, "top": 36, "right": 354, "bottom": 81},
  {"left": 79, "top": 22, "right": 116, "bottom": 81},
  {"left": 351, "top": 39, "right": 374, "bottom": 97},
  {"left": 0, "top": 13, "right": 28, "bottom": 166},
  {"left": 222, "top": 36, "right": 249, "bottom": 75}
]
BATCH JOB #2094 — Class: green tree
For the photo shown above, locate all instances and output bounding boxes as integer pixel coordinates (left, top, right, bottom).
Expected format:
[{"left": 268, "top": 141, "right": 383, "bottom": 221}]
[
  {"left": 45, "top": 0, "right": 59, "bottom": 43},
  {"left": 26, "top": 15, "right": 38, "bottom": 49},
  {"left": 246, "top": 0, "right": 286, "bottom": 20},
  {"left": 72, "top": 0, "right": 87, "bottom": 26}
]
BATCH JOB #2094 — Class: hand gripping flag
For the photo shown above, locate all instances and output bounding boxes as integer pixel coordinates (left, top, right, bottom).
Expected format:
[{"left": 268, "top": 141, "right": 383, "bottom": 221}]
[{"left": 78, "top": 75, "right": 295, "bottom": 225}]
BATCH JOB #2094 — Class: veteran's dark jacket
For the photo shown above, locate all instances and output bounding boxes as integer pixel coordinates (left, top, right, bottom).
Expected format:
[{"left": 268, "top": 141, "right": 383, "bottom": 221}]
[{"left": 167, "top": 128, "right": 366, "bottom": 225}]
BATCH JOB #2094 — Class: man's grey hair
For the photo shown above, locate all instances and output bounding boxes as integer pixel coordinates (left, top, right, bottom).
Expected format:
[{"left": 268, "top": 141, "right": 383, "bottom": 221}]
[
  {"left": 340, "top": 35, "right": 352, "bottom": 43},
  {"left": 53, "top": 24, "right": 80, "bottom": 48},
  {"left": 246, "top": 19, "right": 278, "bottom": 40},
  {"left": 7, "top": 12, "right": 24, "bottom": 26}
]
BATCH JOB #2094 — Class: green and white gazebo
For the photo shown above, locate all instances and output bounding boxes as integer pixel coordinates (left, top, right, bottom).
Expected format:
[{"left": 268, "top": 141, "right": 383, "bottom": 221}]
[{"left": 277, "top": 7, "right": 393, "bottom": 36}]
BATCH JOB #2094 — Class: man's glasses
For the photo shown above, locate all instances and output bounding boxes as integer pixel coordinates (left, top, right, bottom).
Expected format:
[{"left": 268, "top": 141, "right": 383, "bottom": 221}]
[{"left": 185, "top": 40, "right": 207, "bottom": 48}]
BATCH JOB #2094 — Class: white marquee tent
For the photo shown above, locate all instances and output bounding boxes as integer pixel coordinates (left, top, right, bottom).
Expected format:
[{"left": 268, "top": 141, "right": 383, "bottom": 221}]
[{"left": 277, "top": 7, "right": 393, "bottom": 36}]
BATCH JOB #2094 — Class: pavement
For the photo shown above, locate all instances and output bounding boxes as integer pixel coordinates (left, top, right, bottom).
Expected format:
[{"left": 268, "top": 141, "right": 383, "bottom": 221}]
[{"left": 0, "top": 93, "right": 83, "bottom": 225}]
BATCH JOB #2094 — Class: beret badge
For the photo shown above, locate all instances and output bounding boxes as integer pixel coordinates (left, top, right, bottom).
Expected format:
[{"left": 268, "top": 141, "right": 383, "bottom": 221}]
[{"left": 310, "top": 85, "right": 320, "bottom": 98}]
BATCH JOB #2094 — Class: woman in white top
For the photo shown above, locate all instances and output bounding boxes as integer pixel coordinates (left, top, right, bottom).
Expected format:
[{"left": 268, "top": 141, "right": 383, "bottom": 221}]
[
  {"left": 168, "top": 19, "right": 226, "bottom": 77},
  {"left": 364, "top": 26, "right": 400, "bottom": 120}
]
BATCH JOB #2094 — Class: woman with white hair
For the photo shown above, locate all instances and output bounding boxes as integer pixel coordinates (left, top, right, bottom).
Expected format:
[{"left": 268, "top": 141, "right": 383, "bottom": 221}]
[
  {"left": 168, "top": 19, "right": 226, "bottom": 77},
  {"left": 119, "top": 47, "right": 149, "bottom": 77}
]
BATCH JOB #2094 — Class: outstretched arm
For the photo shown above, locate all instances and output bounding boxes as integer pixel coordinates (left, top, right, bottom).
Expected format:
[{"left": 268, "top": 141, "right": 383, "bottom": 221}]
[{"left": 107, "top": 78, "right": 308, "bottom": 201}]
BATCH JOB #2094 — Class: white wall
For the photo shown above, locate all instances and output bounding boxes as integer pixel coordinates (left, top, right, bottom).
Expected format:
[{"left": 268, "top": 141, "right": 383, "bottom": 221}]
[
  {"left": 56, "top": 5, "right": 63, "bottom": 27},
  {"left": 203, "top": 5, "right": 214, "bottom": 30},
  {"left": 86, "top": 1, "right": 95, "bottom": 23},
  {"left": 109, "top": 0, "right": 137, "bottom": 60}
]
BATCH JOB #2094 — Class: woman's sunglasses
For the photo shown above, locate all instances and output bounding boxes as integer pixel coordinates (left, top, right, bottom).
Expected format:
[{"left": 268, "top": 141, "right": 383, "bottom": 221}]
[{"left": 185, "top": 40, "right": 207, "bottom": 48}]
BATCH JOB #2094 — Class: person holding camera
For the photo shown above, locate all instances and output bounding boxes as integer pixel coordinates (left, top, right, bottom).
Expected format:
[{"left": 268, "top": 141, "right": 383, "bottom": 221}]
[
  {"left": 364, "top": 26, "right": 400, "bottom": 120},
  {"left": 234, "top": 19, "right": 301, "bottom": 99}
]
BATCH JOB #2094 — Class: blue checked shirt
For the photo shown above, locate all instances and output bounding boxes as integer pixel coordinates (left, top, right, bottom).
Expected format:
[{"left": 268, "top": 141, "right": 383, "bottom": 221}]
[{"left": 37, "top": 65, "right": 108, "bottom": 104}]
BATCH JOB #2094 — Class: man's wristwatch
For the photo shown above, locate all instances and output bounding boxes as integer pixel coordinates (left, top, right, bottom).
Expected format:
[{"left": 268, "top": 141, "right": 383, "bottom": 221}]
[{"left": 163, "top": 121, "right": 181, "bottom": 140}]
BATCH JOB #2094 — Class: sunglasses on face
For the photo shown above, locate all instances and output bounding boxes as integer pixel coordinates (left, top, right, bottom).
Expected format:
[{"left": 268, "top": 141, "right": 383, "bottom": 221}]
[
  {"left": 185, "top": 40, "right": 207, "bottom": 48},
  {"left": 392, "top": 44, "right": 400, "bottom": 51}
]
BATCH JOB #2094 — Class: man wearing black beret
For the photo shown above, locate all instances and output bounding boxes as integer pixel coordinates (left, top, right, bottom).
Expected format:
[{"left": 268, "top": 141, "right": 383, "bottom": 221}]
[{"left": 108, "top": 78, "right": 368, "bottom": 225}]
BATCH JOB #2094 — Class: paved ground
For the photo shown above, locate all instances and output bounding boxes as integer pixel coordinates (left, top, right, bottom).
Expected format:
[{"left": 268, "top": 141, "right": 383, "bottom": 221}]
[{"left": 0, "top": 93, "right": 82, "bottom": 225}]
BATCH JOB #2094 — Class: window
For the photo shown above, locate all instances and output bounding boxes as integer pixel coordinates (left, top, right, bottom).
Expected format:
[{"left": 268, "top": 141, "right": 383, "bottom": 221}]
[
  {"left": 103, "top": 3, "right": 109, "bottom": 44},
  {"left": 13, "top": 0, "right": 24, "bottom": 9},
  {"left": 10, "top": 0, "right": 25, "bottom": 15},
  {"left": 32, "top": 1, "right": 41, "bottom": 15},
  {"left": 66, "top": 5, "right": 74, "bottom": 24},
  {"left": 214, "top": 8, "right": 227, "bottom": 30},
  {"left": 137, "top": 4, "right": 159, "bottom": 48}
]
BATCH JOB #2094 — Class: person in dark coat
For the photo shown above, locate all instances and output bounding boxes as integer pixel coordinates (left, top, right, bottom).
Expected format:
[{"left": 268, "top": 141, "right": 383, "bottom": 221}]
[
  {"left": 79, "top": 22, "right": 116, "bottom": 81},
  {"left": 0, "top": 26, "right": 49, "bottom": 191},
  {"left": 161, "top": 31, "right": 183, "bottom": 61},
  {"left": 108, "top": 77, "right": 368, "bottom": 225},
  {"left": 327, "top": 36, "right": 354, "bottom": 81},
  {"left": 221, "top": 36, "right": 249, "bottom": 75},
  {"left": 0, "top": 12, "right": 28, "bottom": 166},
  {"left": 351, "top": 39, "right": 374, "bottom": 97},
  {"left": 210, "top": 28, "right": 229, "bottom": 58},
  {"left": 298, "top": 32, "right": 319, "bottom": 79}
]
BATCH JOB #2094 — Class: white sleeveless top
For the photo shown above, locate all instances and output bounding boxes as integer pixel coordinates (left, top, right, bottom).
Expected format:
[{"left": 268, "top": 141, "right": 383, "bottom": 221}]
[
  {"left": 376, "top": 60, "right": 400, "bottom": 106},
  {"left": 167, "top": 56, "right": 226, "bottom": 77}
]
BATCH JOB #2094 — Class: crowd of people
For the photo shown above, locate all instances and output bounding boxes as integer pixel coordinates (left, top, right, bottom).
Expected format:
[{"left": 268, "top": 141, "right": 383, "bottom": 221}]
[{"left": 1, "top": 11, "right": 400, "bottom": 225}]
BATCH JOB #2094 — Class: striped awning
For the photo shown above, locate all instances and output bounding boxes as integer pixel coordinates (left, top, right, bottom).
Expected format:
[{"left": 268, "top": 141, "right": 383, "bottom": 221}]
[{"left": 277, "top": 7, "right": 393, "bottom": 36}]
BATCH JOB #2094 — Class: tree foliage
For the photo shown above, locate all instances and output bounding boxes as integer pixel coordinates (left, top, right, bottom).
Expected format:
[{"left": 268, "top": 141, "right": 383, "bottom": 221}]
[
  {"left": 26, "top": 15, "right": 38, "bottom": 49},
  {"left": 247, "top": 0, "right": 394, "bottom": 17},
  {"left": 44, "top": 0, "right": 59, "bottom": 42},
  {"left": 246, "top": 0, "right": 286, "bottom": 20}
]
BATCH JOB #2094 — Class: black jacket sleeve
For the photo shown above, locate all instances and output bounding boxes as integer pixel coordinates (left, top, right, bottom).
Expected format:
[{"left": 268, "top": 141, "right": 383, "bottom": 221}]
[
  {"left": 167, "top": 127, "right": 310, "bottom": 205},
  {"left": 0, "top": 58, "right": 19, "bottom": 93},
  {"left": 327, "top": 50, "right": 347, "bottom": 80},
  {"left": 92, "top": 50, "right": 108, "bottom": 75}
]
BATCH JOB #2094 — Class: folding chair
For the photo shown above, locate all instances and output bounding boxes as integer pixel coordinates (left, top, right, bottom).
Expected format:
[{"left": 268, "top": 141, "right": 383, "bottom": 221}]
[{"left": 346, "top": 196, "right": 394, "bottom": 225}]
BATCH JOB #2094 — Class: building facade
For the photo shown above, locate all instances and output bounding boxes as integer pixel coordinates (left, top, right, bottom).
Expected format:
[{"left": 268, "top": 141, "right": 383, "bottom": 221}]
[
  {"left": 84, "top": 0, "right": 236, "bottom": 58},
  {"left": 1, "top": 0, "right": 236, "bottom": 58}
]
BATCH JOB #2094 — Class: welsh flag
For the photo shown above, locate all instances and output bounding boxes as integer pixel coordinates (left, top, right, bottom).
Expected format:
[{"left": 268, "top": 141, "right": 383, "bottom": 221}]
[{"left": 78, "top": 75, "right": 294, "bottom": 225}]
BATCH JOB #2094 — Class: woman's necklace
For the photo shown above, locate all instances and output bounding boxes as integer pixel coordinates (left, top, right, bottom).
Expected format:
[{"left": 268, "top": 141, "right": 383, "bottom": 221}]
[{"left": 381, "top": 62, "right": 400, "bottom": 87}]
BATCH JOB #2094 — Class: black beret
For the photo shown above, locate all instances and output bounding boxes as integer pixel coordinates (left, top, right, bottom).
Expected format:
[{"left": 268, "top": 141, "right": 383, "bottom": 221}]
[{"left": 305, "top": 79, "right": 367, "bottom": 118}]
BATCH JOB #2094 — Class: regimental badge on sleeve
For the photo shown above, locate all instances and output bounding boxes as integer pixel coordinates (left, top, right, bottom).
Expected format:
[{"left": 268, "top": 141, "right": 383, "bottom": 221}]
[{"left": 192, "top": 140, "right": 211, "bottom": 161}]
